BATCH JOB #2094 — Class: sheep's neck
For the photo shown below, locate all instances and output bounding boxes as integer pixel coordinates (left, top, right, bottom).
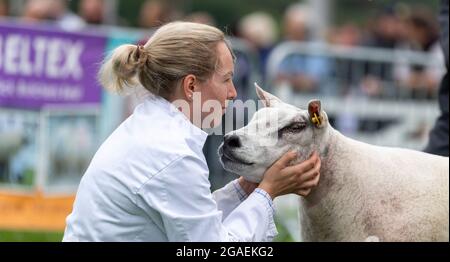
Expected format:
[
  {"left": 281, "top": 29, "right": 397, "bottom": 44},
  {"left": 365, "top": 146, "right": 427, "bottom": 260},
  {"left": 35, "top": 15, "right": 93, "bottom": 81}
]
[
  {"left": 303, "top": 127, "right": 343, "bottom": 207},
  {"left": 311, "top": 126, "right": 337, "bottom": 163}
]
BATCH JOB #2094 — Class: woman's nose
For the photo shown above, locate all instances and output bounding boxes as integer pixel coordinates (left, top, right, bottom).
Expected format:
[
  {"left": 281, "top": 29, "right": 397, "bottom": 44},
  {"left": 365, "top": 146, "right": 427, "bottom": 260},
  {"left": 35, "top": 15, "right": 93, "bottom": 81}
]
[{"left": 228, "top": 83, "right": 237, "bottom": 100}]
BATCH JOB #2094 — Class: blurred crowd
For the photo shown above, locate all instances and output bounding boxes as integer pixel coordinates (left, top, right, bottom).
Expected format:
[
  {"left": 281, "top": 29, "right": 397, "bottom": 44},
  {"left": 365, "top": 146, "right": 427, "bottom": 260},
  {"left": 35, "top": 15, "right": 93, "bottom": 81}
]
[
  {"left": 235, "top": 3, "right": 445, "bottom": 100},
  {"left": 0, "top": 0, "right": 446, "bottom": 100},
  {"left": 1, "top": 0, "right": 447, "bottom": 189}
]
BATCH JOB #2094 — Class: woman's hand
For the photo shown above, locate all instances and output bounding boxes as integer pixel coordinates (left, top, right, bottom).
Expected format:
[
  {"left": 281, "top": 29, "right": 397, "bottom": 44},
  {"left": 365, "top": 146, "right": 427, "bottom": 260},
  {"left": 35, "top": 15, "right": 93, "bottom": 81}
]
[{"left": 258, "top": 151, "right": 321, "bottom": 199}]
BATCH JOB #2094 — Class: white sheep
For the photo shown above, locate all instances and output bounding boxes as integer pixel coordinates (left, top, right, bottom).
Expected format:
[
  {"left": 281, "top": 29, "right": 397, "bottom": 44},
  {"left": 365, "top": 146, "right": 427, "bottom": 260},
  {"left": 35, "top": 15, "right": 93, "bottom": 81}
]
[{"left": 219, "top": 86, "right": 449, "bottom": 241}]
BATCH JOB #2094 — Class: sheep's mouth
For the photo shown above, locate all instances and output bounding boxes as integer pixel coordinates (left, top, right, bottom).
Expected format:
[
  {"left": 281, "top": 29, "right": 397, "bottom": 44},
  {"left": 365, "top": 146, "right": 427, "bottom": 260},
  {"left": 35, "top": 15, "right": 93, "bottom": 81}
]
[{"left": 218, "top": 145, "right": 254, "bottom": 166}]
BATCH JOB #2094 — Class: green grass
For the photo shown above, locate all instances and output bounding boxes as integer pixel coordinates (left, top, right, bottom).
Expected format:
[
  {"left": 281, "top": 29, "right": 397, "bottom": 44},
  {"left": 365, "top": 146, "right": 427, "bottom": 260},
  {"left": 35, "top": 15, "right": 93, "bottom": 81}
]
[
  {"left": 0, "top": 230, "right": 64, "bottom": 242},
  {"left": 274, "top": 220, "right": 295, "bottom": 242},
  {"left": 0, "top": 222, "right": 293, "bottom": 242},
  {"left": 0, "top": 229, "right": 292, "bottom": 242}
]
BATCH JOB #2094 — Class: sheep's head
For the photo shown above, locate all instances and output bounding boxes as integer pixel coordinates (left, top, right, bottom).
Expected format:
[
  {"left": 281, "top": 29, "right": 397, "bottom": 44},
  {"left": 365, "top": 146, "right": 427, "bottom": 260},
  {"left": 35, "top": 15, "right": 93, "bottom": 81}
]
[{"left": 218, "top": 84, "right": 330, "bottom": 183}]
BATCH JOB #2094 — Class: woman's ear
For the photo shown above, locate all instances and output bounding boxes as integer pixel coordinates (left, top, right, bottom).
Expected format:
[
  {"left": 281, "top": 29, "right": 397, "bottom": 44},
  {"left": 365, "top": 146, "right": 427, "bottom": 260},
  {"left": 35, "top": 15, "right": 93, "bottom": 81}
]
[{"left": 182, "top": 74, "right": 197, "bottom": 100}]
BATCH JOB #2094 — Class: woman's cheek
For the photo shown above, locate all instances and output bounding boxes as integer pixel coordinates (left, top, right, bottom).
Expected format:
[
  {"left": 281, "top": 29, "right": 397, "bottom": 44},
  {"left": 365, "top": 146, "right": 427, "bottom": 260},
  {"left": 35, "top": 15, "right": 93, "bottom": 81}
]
[{"left": 222, "top": 84, "right": 230, "bottom": 101}]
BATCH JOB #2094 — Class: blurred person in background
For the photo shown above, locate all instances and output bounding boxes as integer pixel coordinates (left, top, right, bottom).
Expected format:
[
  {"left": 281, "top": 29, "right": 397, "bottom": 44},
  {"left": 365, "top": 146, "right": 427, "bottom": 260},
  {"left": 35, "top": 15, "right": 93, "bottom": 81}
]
[
  {"left": 237, "top": 12, "right": 278, "bottom": 75},
  {"left": 138, "top": 0, "right": 178, "bottom": 29},
  {"left": 22, "top": 0, "right": 53, "bottom": 22},
  {"left": 79, "top": 0, "right": 105, "bottom": 25},
  {"left": 364, "top": 6, "right": 404, "bottom": 49},
  {"left": 184, "top": 11, "right": 216, "bottom": 27},
  {"left": 275, "top": 3, "right": 329, "bottom": 94},
  {"left": 395, "top": 7, "right": 446, "bottom": 100},
  {"left": 325, "top": 23, "right": 363, "bottom": 136},
  {"left": 21, "top": 0, "right": 85, "bottom": 29},
  {"left": 327, "top": 23, "right": 363, "bottom": 96},
  {"left": 0, "top": 0, "right": 8, "bottom": 17},
  {"left": 328, "top": 23, "right": 362, "bottom": 48},
  {"left": 359, "top": 6, "right": 405, "bottom": 98},
  {"left": 424, "top": 0, "right": 449, "bottom": 157},
  {"left": 50, "top": 0, "right": 86, "bottom": 30}
]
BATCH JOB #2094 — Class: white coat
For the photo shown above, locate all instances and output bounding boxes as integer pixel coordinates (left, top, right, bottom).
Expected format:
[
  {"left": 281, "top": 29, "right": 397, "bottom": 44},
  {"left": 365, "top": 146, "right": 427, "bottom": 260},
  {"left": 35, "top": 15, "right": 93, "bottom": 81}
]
[{"left": 63, "top": 96, "right": 277, "bottom": 242}]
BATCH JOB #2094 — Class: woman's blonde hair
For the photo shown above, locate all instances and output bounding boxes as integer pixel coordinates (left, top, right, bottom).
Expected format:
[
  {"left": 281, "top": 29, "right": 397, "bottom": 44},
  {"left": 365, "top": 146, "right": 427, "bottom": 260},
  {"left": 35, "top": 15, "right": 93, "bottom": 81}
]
[{"left": 98, "top": 22, "right": 234, "bottom": 98}]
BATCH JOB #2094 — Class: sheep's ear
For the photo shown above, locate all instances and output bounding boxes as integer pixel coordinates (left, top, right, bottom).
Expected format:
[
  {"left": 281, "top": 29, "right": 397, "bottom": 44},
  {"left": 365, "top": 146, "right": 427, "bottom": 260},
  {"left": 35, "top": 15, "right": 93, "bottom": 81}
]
[
  {"left": 308, "top": 100, "right": 326, "bottom": 128},
  {"left": 255, "top": 83, "right": 283, "bottom": 108}
]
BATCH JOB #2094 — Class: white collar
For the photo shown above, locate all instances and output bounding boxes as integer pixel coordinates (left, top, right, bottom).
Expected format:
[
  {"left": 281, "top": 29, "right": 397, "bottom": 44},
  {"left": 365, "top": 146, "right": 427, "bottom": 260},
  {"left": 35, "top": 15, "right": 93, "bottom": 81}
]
[{"left": 143, "top": 95, "right": 209, "bottom": 148}]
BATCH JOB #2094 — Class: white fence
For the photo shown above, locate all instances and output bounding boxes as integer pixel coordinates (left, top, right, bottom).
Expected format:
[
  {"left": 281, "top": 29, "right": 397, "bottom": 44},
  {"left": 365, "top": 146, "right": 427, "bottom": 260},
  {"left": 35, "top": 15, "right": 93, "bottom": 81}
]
[{"left": 265, "top": 42, "right": 445, "bottom": 150}]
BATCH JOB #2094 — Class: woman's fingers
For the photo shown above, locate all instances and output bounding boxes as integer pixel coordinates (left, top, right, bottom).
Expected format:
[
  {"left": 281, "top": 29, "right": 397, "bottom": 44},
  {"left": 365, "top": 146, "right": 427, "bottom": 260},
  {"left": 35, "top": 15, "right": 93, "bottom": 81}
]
[
  {"left": 283, "top": 151, "right": 318, "bottom": 175},
  {"left": 290, "top": 153, "right": 321, "bottom": 197},
  {"left": 299, "top": 170, "right": 321, "bottom": 189},
  {"left": 297, "top": 169, "right": 321, "bottom": 196},
  {"left": 298, "top": 188, "right": 312, "bottom": 197},
  {"left": 299, "top": 177, "right": 319, "bottom": 190},
  {"left": 312, "top": 171, "right": 321, "bottom": 186},
  {"left": 262, "top": 150, "right": 321, "bottom": 198},
  {"left": 297, "top": 169, "right": 319, "bottom": 185},
  {"left": 273, "top": 150, "right": 298, "bottom": 170},
  {"left": 297, "top": 156, "right": 321, "bottom": 182}
]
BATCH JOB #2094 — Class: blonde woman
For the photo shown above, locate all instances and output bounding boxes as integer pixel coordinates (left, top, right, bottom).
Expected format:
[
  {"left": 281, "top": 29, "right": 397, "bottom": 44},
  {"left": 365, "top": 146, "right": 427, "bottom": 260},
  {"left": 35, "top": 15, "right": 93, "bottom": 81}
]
[{"left": 63, "top": 22, "right": 321, "bottom": 242}]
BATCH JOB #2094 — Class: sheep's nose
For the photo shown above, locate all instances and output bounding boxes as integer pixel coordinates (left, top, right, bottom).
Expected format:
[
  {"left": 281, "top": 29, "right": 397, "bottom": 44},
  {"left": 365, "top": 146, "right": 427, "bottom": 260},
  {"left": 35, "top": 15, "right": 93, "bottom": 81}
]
[{"left": 224, "top": 134, "right": 242, "bottom": 148}]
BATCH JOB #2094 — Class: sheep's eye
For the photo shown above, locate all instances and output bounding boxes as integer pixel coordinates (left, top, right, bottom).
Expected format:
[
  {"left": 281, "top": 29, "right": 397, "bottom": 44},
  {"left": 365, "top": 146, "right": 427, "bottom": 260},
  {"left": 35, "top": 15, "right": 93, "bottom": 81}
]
[
  {"left": 279, "top": 122, "right": 307, "bottom": 137},
  {"left": 286, "top": 122, "right": 307, "bottom": 132}
]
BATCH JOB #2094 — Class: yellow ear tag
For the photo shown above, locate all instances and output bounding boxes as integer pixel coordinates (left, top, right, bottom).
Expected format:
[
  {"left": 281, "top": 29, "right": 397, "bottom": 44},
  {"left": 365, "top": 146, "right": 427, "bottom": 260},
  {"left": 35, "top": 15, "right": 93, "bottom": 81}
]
[{"left": 311, "top": 113, "right": 322, "bottom": 127}]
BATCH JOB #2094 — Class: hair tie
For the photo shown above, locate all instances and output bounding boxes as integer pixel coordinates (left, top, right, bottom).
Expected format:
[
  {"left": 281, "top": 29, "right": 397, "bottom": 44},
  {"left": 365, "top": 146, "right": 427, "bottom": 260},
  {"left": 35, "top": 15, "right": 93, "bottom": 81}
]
[{"left": 134, "top": 44, "right": 149, "bottom": 67}]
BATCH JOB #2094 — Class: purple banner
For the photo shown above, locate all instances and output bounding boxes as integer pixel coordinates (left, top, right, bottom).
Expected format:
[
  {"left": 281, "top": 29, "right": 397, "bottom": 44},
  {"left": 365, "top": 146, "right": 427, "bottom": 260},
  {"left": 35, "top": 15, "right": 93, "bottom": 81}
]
[{"left": 0, "top": 22, "right": 107, "bottom": 109}]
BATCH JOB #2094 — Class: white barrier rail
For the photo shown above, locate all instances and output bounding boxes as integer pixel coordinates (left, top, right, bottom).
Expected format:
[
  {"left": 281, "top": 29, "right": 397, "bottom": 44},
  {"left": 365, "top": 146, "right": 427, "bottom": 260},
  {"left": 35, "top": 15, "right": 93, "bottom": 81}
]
[{"left": 265, "top": 42, "right": 444, "bottom": 150}]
